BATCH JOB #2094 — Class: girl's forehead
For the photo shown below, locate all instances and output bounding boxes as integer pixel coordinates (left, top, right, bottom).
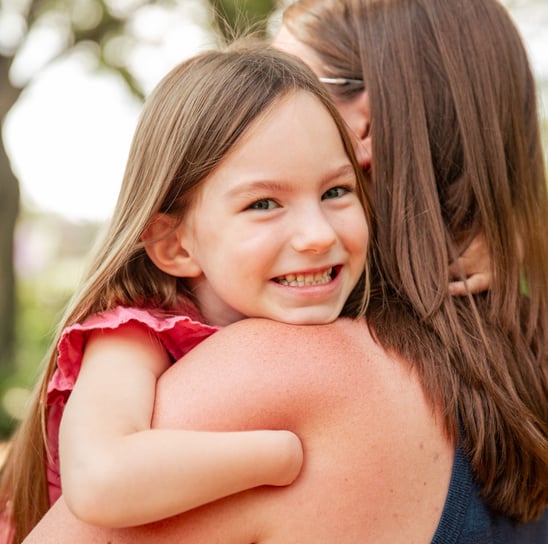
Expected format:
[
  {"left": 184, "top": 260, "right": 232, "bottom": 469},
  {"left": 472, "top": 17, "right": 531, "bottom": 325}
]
[
  {"left": 229, "top": 90, "right": 333, "bottom": 157},
  {"left": 192, "top": 91, "right": 349, "bottom": 195}
]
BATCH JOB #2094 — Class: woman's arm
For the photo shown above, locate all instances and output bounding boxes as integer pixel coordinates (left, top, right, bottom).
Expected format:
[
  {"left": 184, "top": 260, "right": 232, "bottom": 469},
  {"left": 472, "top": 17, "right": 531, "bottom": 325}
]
[{"left": 59, "top": 322, "right": 302, "bottom": 528}]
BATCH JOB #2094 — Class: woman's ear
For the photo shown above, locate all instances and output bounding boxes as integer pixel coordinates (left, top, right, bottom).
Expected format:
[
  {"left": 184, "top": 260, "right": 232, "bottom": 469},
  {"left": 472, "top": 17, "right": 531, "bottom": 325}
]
[
  {"left": 338, "top": 90, "right": 372, "bottom": 172},
  {"left": 353, "top": 91, "right": 372, "bottom": 172},
  {"left": 141, "top": 214, "right": 202, "bottom": 278}
]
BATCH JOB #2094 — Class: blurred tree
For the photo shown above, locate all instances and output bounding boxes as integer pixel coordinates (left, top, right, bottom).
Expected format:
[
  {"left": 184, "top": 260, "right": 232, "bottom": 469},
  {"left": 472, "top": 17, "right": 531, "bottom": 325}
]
[
  {"left": 208, "top": 0, "right": 276, "bottom": 41},
  {"left": 0, "top": 0, "right": 277, "bottom": 376},
  {"left": 0, "top": 0, "right": 143, "bottom": 375},
  {"left": 0, "top": 106, "right": 18, "bottom": 374}
]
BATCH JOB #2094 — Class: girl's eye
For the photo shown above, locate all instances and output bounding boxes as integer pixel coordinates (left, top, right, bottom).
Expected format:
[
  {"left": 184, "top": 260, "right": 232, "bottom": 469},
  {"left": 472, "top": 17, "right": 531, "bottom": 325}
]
[
  {"left": 248, "top": 198, "right": 278, "bottom": 210},
  {"left": 322, "top": 186, "right": 349, "bottom": 200}
]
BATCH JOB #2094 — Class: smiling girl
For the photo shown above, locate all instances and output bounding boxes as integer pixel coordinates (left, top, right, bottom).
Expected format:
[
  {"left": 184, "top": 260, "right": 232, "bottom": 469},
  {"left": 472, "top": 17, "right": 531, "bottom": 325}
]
[{"left": 0, "top": 43, "right": 371, "bottom": 543}]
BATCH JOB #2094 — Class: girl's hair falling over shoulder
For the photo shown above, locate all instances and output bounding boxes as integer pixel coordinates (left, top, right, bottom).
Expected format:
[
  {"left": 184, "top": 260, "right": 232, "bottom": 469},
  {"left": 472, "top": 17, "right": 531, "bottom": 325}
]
[
  {"left": 0, "top": 41, "right": 370, "bottom": 543},
  {"left": 282, "top": 0, "right": 548, "bottom": 522}
]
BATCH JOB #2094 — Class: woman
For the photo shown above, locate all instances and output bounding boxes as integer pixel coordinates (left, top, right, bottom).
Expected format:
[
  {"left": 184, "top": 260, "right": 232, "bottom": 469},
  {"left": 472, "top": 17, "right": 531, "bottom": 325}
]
[
  {"left": 22, "top": 0, "right": 548, "bottom": 541},
  {"left": 273, "top": 0, "right": 548, "bottom": 523}
]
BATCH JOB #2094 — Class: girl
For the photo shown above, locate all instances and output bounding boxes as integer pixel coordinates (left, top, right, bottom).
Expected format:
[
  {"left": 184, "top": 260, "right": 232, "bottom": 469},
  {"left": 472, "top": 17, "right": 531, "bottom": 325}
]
[{"left": 0, "top": 42, "right": 371, "bottom": 543}]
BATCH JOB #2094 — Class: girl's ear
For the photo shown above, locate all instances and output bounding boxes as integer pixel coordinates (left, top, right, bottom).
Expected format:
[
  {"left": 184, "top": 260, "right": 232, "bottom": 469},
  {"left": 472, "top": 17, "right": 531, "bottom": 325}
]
[{"left": 142, "top": 214, "right": 202, "bottom": 278}]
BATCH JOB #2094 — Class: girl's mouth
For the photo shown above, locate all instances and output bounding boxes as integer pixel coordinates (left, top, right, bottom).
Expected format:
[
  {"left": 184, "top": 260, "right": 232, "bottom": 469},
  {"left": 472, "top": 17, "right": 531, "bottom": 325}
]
[{"left": 273, "top": 266, "right": 338, "bottom": 287}]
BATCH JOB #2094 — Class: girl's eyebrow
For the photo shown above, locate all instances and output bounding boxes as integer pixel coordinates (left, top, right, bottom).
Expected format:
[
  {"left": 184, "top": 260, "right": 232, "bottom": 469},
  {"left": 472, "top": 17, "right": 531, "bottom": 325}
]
[
  {"left": 226, "top": 180, "right": 290, "bottom": 198},
  {"left": 227, "top": 164, "right": 356, "bottom": 198},
  {"left": 322, "top": 163, "right": 356, "bottom": 182}
]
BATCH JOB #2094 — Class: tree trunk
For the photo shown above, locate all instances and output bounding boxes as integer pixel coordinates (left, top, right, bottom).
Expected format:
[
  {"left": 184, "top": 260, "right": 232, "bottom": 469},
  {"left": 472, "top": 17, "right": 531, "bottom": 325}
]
[{"left": 0, "top": 55, "right": 21, "bottom": 373}]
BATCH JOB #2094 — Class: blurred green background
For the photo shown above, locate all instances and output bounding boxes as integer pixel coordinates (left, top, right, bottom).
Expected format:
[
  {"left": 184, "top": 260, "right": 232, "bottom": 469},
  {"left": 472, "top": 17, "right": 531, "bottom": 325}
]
[{"left": 0, "top": 0, "right": 547, "bottom": 438}]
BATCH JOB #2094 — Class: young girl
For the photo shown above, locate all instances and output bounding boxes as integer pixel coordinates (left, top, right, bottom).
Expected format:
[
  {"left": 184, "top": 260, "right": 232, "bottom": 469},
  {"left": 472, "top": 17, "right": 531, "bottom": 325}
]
[{"left": 0, "top": 42, "right": 371, "bottom": 542}]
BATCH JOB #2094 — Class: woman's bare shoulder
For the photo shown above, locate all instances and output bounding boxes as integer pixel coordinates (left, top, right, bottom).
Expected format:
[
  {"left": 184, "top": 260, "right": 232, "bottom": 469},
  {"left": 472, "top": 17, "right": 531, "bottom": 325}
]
[
  {"left": 183, "top": 317, "right": 379, "bottom": 364},
  {"left": 154, "top": 316, "right": 411, "bottom": 432}
]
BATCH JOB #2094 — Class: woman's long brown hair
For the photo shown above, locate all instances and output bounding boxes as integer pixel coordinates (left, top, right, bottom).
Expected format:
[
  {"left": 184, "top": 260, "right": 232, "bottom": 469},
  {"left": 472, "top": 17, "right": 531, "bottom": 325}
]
[{"left": 283, "top": 0, "right": 548, "bottom": 522}]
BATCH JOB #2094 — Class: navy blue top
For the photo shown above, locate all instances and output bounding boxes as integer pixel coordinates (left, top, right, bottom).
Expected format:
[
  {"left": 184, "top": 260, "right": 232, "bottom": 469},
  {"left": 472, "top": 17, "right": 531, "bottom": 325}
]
[{"left": 431, "top": 447, "right": 547, "bottom": 543}]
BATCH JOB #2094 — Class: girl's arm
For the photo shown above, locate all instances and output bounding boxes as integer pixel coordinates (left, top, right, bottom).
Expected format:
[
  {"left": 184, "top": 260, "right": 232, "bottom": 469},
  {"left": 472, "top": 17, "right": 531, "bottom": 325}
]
[
  {"left": 58, "top": 322, "right": 302, "bottom": 528},
  {"left": 449, "top": 233, "right": 491, "bottom": 295}
]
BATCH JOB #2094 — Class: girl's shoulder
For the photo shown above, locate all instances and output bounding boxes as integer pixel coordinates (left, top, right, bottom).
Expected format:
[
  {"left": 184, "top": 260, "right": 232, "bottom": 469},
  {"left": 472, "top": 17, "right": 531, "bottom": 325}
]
[
  {"left": 48, "top": 306, "right": 219, "bottom": 401},
  {"left": 68, "top": 305, "right": 218, "bottom": 354}
]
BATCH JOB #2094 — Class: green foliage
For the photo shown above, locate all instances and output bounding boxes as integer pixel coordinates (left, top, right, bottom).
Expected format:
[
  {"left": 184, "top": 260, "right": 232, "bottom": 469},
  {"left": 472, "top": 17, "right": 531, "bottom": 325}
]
[
  {"left": 208, "top": 0, "right": 277, "bottom": 41},
  {"left": 0, "top": 210, "right": 98, "bottom": 438},
  {"left": 0, "top": 279, "right": 69, "bottom": 439}
]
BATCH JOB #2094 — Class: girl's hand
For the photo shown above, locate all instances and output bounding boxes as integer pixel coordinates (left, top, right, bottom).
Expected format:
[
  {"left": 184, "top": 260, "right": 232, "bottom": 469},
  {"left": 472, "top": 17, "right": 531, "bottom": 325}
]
[
  {"left": 449, "top": 233, "right": 492, "bottom": 296},
  {"left": 266, "top": 430, "right": 303, "bottom": 486}
]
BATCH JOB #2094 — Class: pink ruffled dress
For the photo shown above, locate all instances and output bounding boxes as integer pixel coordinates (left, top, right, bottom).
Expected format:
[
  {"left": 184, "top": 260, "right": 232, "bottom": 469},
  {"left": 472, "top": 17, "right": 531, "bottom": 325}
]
[{"left": 45, "top": 305, "right": 218, "bottom": 505}]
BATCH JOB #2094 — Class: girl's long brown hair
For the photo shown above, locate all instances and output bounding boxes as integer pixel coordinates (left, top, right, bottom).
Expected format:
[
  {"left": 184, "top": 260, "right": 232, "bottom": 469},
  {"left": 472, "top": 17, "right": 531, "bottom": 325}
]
[
  {"left": 0, "top": 42, "right": 371, "bottom": 543},
  {"left": 283, "top": 0, "right": 548, "bottom": 522}
]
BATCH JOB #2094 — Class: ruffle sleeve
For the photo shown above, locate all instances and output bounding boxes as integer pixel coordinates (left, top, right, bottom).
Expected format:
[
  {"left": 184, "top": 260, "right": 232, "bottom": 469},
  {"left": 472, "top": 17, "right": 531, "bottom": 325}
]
[{"left": 47, "top": 305, "right": 218, "bottom": 403}]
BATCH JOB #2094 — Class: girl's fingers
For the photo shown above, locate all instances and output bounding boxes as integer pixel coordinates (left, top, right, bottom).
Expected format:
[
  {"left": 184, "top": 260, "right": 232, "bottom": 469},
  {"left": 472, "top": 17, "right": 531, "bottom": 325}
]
[{"left": 449, "top": 273, "right": 491, "bottom": 296}]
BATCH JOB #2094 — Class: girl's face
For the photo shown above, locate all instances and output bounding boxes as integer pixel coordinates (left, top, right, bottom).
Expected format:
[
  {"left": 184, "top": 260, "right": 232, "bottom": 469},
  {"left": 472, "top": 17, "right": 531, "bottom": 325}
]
[
  {"left": 179, "top": 91, "right": 368, "bottom": 326},
  {"left": 273, "top": 25, "right": 372, "bottom": 172}
]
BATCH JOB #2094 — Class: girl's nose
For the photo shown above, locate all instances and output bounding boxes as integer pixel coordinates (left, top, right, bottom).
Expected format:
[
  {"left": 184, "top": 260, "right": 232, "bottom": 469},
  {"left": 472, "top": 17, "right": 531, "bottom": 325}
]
[{"left": 290, "top": 208, "right": 337, "bottom": 254}]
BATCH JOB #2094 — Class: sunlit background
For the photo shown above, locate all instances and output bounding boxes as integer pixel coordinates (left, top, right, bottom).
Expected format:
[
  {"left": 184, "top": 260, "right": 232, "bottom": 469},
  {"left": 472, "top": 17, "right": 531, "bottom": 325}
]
[
  {"left": 4, "top": 0, "right": 548, "bottom": 224},
  {"left": 4, "top": 0, "right": 215, "bottom": 222},
  {"left": 0, "top": 0, "right": 547, "bottom": 435}
]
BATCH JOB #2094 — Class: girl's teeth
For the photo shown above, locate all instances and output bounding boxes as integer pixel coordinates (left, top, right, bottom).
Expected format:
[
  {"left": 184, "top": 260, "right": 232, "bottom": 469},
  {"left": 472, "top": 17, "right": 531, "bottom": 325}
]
[{"left": 276, "top": 268, "right": 333, "bottom": 286}]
